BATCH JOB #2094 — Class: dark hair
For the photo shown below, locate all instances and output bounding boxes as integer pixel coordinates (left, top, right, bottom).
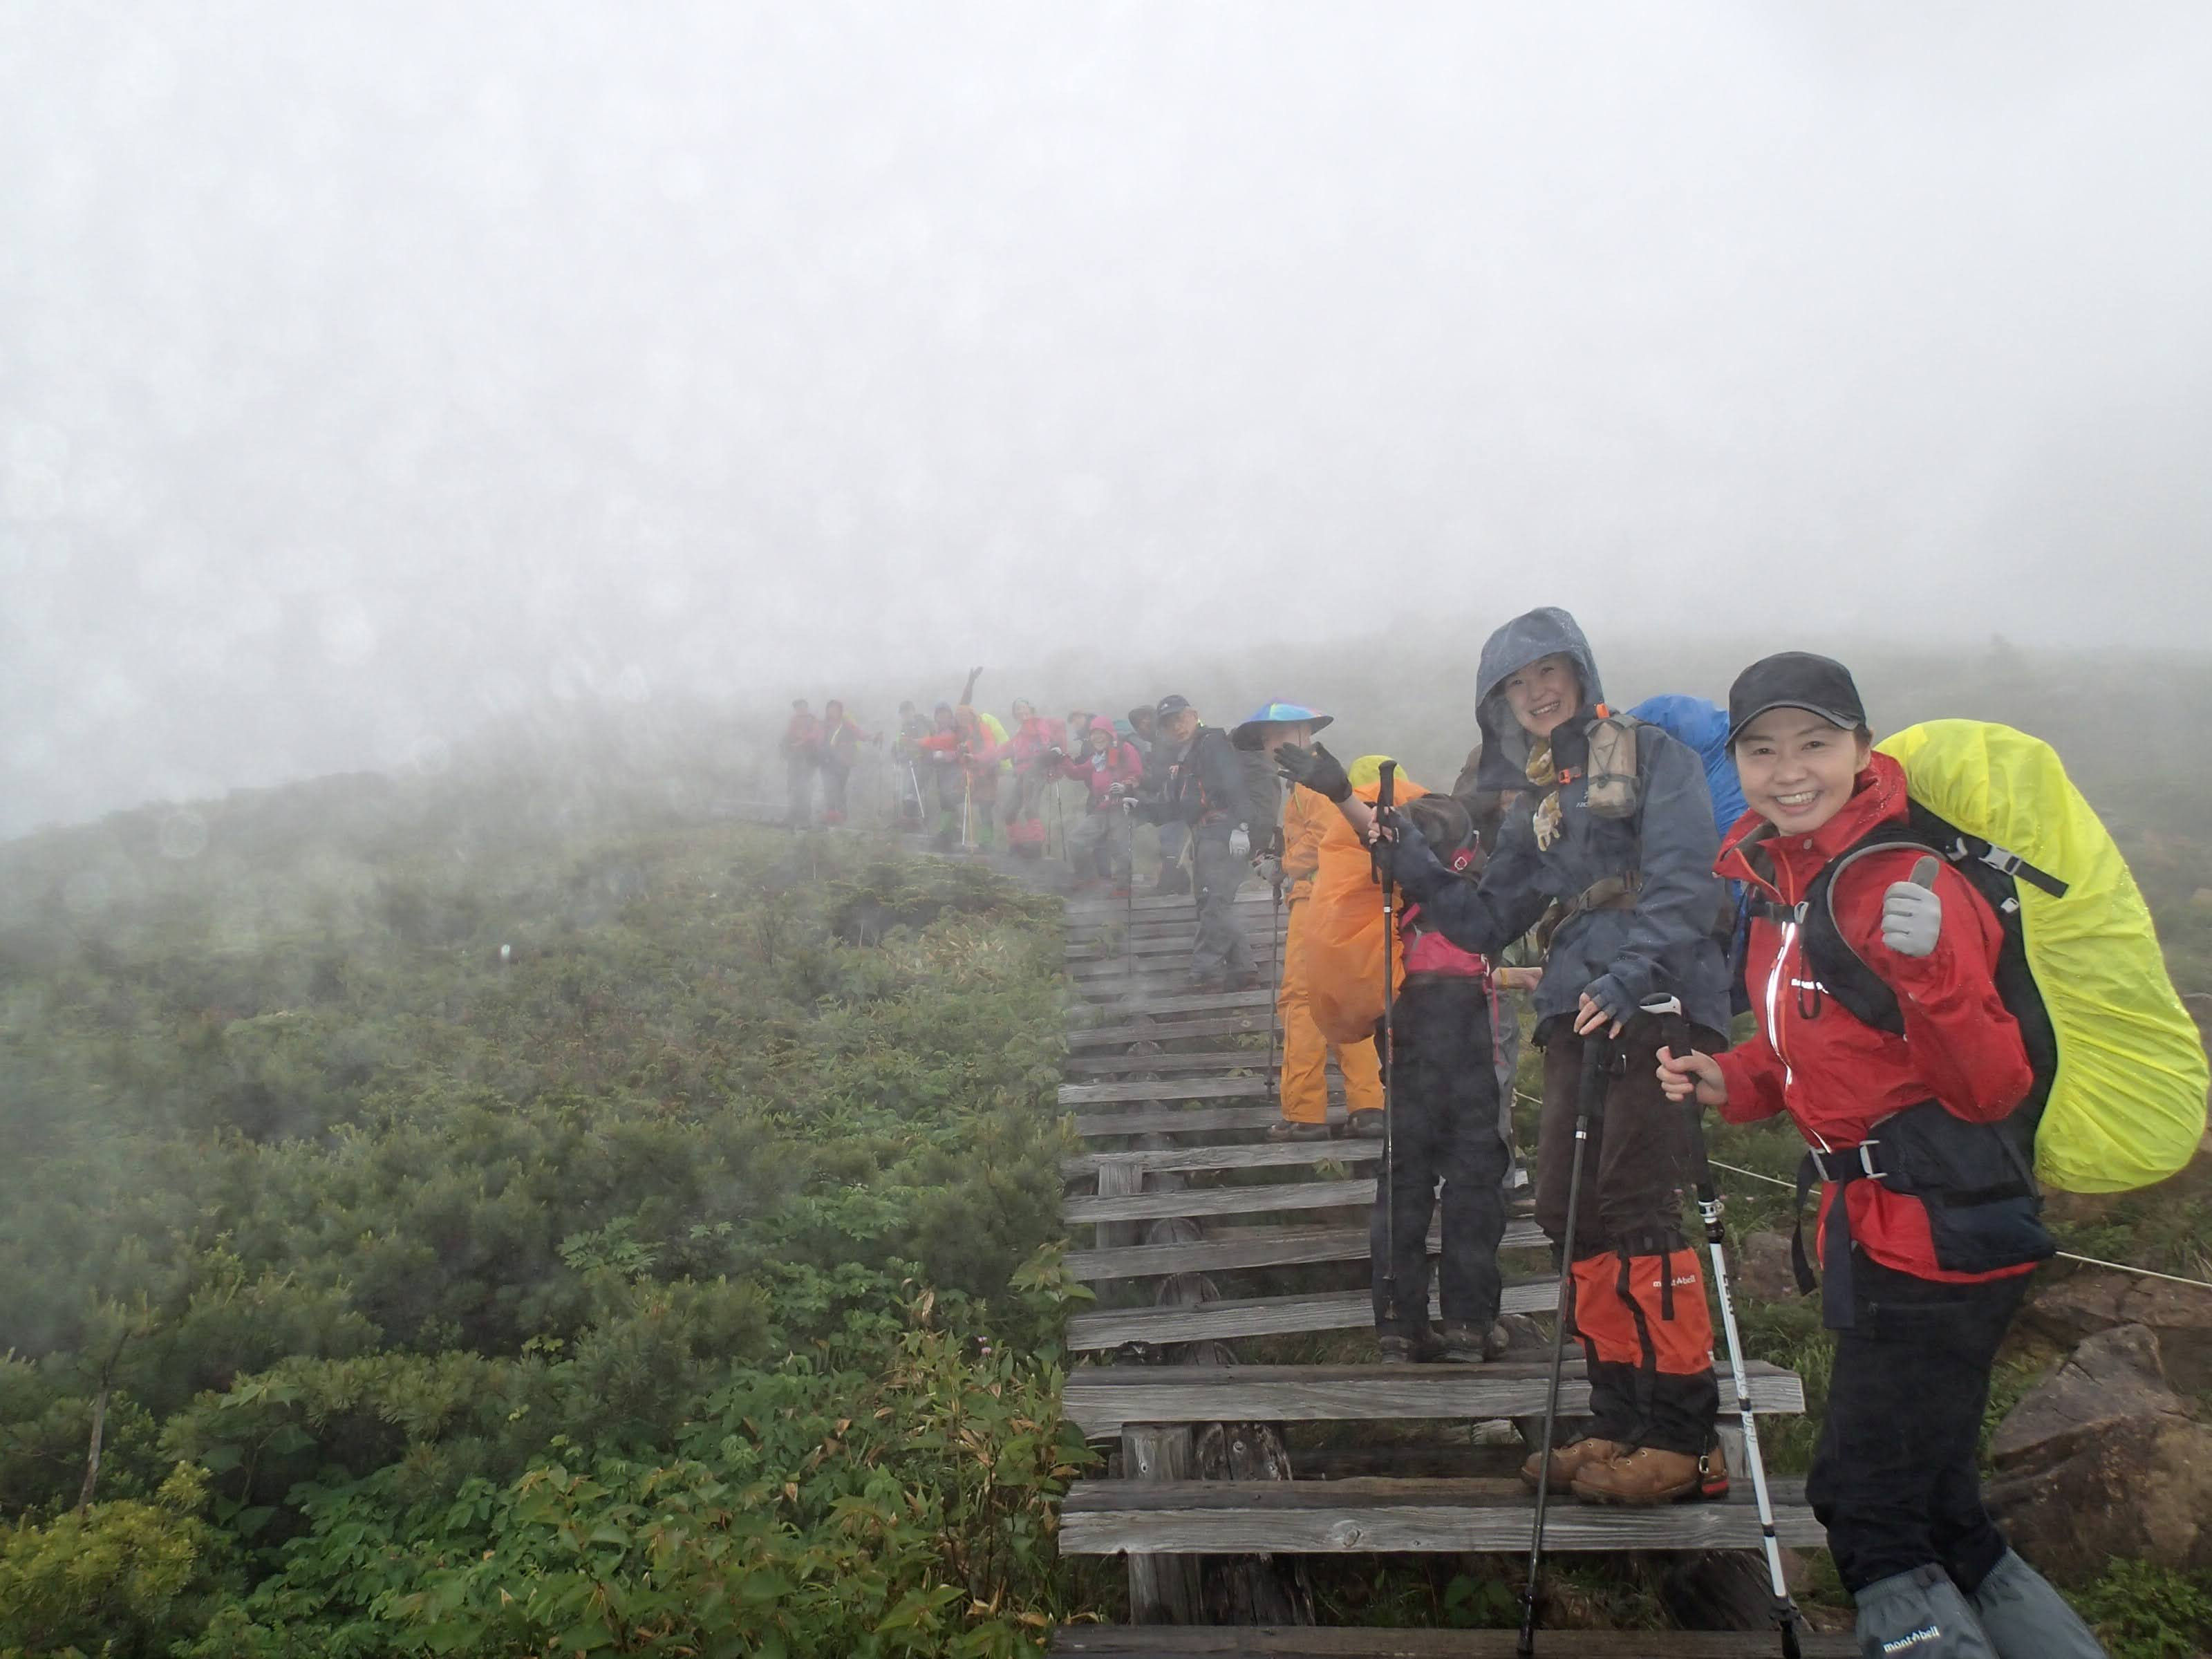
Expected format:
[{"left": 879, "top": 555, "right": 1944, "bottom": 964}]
[{"left": 1403, "top": 794, "right": 1473, "bottom": 855}]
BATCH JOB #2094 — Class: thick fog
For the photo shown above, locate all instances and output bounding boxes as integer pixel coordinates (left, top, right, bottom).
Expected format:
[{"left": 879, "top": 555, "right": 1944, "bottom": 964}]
[{"left": 5, "top": 2, "right": 2211, "bottom": 835}]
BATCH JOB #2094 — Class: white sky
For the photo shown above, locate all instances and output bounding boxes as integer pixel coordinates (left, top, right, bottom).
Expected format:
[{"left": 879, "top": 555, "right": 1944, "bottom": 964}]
[{"left": 4, "top": 2, "right": 2211, "bottom": 832}]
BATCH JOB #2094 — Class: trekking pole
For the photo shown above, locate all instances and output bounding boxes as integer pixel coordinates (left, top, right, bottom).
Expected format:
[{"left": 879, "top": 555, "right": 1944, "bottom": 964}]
[
  {"left": 1519, "top": 1032, "right": 1612, "bottom": 1658},
  {"left": 1667, "top": 997, "right": 1806, "bottom": 1659},
  {"left": 1371, "top": 761, "right": 1400, "bottom": 1326},
  {"left": 1121, "top": 797, "right": 1136, "bottom": 984}
]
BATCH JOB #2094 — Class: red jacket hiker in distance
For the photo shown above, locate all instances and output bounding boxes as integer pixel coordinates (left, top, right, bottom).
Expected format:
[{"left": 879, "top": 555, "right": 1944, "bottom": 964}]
[
  {"left": 1059, "top": 717, "right": 1143, "bottom": 809},
  {"left": 1710, "top": 750, "right": 2036, "bottom": 1286}
]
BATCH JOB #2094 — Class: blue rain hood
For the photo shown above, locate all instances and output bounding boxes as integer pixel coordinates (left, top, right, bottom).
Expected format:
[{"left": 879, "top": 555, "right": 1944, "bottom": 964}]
[
  {"left": 1629, "top": 694, "right": 1750, "bottom": 837},
  {"left": 1470, "top": 608, "right": 1603, "bottom": 792}
]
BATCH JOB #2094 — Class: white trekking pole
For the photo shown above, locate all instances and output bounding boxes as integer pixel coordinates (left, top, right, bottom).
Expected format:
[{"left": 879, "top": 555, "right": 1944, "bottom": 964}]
[{"left": 1660, "top": 992, "right": 1803, "bottom": 1659}]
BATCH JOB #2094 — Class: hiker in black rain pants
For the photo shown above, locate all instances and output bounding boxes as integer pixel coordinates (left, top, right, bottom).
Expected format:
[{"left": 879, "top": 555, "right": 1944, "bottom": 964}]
[
  {"left": 1376, "top": 794, "right": 1515, "bottom": 1364},
  {"left": 1131, "top": 695, "right": 1255, "bottom": 990},
  {"left": 1384, "top": 607, "right": 1735, "bottom": 1506}
]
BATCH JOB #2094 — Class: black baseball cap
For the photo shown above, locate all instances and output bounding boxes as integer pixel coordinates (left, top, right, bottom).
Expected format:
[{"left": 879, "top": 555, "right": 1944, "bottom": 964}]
[
  {"left": 1725, "top": 653, "right": 1866, "bottom": 747},
  {"left": 1154, "top": 693, "right": 1194, "bottom": 720}
]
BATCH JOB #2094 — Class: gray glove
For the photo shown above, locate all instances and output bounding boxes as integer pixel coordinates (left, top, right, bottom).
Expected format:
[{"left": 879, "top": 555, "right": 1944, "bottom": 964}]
[
  {"left": 1880, "top": 880, "right": 1943, "bottom": 957},
  {"left": 1228, "top": 827, "right": 1250, "bottom": 858},
  {"left": 1253, "top": 854, "right": 1282, "bottom": 888}
]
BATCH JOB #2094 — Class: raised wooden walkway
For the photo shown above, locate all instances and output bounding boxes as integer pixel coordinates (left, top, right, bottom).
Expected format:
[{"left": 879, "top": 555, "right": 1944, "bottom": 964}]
[{"left": 1049, "top": 883, "right": 1821, "bottom": 1650}]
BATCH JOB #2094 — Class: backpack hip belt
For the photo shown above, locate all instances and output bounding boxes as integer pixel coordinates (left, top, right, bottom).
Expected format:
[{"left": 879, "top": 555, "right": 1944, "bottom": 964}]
[
  {"left": 1789, "top": 1101, "right": 2050, "bottom": 1330},
  {"left": 1534, "top": 871, "right": 1641, "bottom": 954}
]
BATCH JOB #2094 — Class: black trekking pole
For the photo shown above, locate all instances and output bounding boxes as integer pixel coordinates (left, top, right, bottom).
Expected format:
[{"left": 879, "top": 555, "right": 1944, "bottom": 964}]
[
  {"left": 1372, "top": 761, "right": 1400, "bottom": 1327},
  {"left": 1667, "top": 997, "right": 1806, "bottom": 1659},
  {"left": 1519, "top": 1031, "right": 1612, "bottom": 1658},
  {"left": 1121, "top": 797, "right": 1136, "bottom": 985}
]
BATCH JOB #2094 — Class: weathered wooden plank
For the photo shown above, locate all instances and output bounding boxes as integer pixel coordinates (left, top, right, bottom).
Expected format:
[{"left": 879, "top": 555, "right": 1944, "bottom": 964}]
[
  {"left": 1063, "top": 1217, "right": 1548, "bottom": 1282},
  {"left": 1061, "top": 1076, "right": 1273, "bottom": 1105},
  {"left": 1120, "top": 1426, "right": 1201, "bottom": 1624},
  {"left": 1064, "top": 941, "right": 1281, "bottom": 969},
  {"left": 1049, "top": 1627, "right": 1858, "bottom": 1657},
  {"left": 1065, "top": 1047, "right": 1283, "bottom": 1076},
  {"left": 1074, "top": 1104, "right": 1324, "bottom": 1139},
  {"left": 1062, "top": 1360, "right": 1802, "bottom": 1437},
  {"left": 1094, "top": 1157, "right": 1147, "bottom": 1254},
  {"left": 1066, "top": 1280, "right": 1558, "bottom": 1351},
  {"left": 1066, "top": 1141, "right": 1380, "bottom": 1179},
  {"left": 1067, "top": 969, "right": 1210, "bottom": 995},
  {"left": 1058, "top": 1476, "right": 1824, "bottom": 1555},
  {"left": 1063, "top": 1177, "right": 1376, "bottom": 1225},
  {"left": 1066, "top": 898, "right": 1274, "bottom": 924},
  {"left": 1066, "top": 1014, "right": 1273, "bottom": 1049},
  {"left": 1065, "top": 921, "right": 1288, "bottom": 955},
  {"left": 1073, "top": 987, "right": 1277, "bottom": 1015}
]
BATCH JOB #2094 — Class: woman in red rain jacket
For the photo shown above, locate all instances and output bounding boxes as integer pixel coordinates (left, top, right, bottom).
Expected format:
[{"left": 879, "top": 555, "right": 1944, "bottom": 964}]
[
  {"left": 1658, "top": 652, "right": 2098, "bottom": 1659},
  {"left": 1058, "top": 716, "right": 1143, "bottom": 885}
]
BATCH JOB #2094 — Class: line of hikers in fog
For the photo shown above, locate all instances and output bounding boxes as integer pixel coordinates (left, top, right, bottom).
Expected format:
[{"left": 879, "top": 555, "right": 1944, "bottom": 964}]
[{"left": 769, "top": 602, "right": 2211, "bottom": 1659}]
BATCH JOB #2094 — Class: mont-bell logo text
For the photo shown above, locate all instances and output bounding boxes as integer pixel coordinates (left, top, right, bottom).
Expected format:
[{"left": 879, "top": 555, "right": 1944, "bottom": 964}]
[{"left": 1881, "top": 1625, "right": 1943, "bottom": 1654}]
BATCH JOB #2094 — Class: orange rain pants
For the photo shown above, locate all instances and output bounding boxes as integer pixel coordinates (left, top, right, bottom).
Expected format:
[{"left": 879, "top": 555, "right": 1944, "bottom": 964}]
[{"left": 1277, "top": 896, "right": 1385, "bottom": 1125}]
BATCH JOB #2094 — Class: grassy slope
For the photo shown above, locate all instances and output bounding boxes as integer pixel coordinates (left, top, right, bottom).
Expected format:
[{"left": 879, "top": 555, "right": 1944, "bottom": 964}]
[{"left": 0, "top": 769, "right": 1094, "bottom": 1657}]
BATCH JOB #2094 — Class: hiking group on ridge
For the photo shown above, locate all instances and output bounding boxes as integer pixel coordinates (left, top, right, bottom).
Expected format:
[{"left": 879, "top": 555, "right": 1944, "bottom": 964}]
[{"left": 780, "top": 606, "right": 2207, "bottom": 1659}]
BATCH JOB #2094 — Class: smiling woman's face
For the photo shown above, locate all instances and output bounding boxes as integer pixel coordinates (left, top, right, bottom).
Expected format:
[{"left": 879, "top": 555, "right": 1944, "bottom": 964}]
[
  {"left": 1501, "top": 655, "right": 1580, "bottom": 740},
  {"left": 1732, "top": 709, "right": 1872, "bottom": 835}
]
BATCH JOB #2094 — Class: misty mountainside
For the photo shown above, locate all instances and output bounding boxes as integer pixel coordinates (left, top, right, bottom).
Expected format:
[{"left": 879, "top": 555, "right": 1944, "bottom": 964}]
[
  {"left": 2, "top": 636, "right": 2209, "bottom": 1655},
  {"left": 0, "top": 760, "right": 1094, "bottom": 1656}
]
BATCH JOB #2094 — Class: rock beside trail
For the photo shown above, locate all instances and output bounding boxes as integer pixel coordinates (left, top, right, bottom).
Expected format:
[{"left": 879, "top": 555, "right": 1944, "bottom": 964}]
[
  {"left": 1985, "top": 1323, "right": 2212, "bottom": 1578},
  {"left": 2020, "top": 1269, "right": 2212, "bottom": 1393},
  {"left": 1988, "top": 1324, "right": 2186, "bottom": 1463}
]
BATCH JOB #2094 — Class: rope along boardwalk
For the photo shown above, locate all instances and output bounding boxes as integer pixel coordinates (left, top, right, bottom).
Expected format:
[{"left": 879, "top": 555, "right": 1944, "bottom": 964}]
[{"left": 1053, "top": 887, "right": 1836, "bottom": 1653}]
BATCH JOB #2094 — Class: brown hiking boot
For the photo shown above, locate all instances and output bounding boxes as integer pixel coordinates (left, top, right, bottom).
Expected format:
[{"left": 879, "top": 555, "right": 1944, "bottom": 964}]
[
  {"left": 1570, "top": 1439, "right": 1732, "bottom": 1506},
  {"left": 1519, "top": 1435, "right": 1621, "bottom": 1493},
  {"left": 1347, "top": 1110, "right": 1387, "bottom": 1139},
  {"left": 1438, "top": 1321, "right": 1511, "bottom": 1363},
  {"left": 1378, "top": 1327, "right": 1447, "bottom": 1365},
  {"left": 1266, "top": 1121, "right": 1333, "bottom": 1143}
]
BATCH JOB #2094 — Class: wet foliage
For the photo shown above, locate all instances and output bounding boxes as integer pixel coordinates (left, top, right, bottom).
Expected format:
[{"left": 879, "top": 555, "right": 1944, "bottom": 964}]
[{"left": 0, "top": 785, "right": 1091, "bottom": 1656}]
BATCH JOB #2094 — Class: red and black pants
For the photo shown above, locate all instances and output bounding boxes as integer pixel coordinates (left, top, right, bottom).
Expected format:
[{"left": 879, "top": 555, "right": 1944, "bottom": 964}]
[{"left": 1537, "top": 1020, "right": 1724, "bottom": 1459}]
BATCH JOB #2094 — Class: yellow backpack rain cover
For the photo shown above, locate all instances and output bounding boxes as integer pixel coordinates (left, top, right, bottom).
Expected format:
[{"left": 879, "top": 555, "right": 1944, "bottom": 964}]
[{"left": 1879, "top": 720, "right": 2208, "bottom": 1192}]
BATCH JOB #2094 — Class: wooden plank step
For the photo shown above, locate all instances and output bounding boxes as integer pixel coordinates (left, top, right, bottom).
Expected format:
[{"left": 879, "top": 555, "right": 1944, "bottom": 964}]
[
  {"left": 1058, "top": 1474, "right": 1824, "bottom": 1555},
  {"left": 1065, "top": 1049, "right": 1283, "bottom": 1076},
  {"left": 1067, "top": 1014, "right": 1272, "bottom": 1049},
  {"left": 1067, "top": 959, "right": 1215, "bottom": 985},
  {"left": 1062, "top": 1360, "right": 1802, "bottom": 1437},
  {"left": 1065, "top": 1141, "right": 1380, "bottom": 1179},
  {"left": 1067, "top": 890, "right": 1273, "bottom": 919},
  {"left": 1074, "top": 1104, "right": 1334, "bottom": 1138},
  {"left": 1062, "top": 1075, "right": 1275, "bottom": 1105},
  {"left": 1071, "top": 988, "right": 1275, "bottom": 1017},
  {"left": 1064, "top": 1177, "right": 1377, "bottom": 1226},
  {"left": 1063, "top": 1217, "right": 1547, "bottom": 1282},
  {"left": 1065, "top": 921, "right": 1287, "bottom": 953},
  {"left": 1065, "top": 1280, "right": 1559, "bottom": 1351},
  {"left": 1050, "top": 1626, "right": 1857, "bottom": 1656},
  {"left": 1066, "top": 919, "right": 1288, "bottom": 947}
]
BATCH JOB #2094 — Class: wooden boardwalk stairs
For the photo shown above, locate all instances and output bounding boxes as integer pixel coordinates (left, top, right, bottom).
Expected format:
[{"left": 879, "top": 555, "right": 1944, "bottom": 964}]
[{"left": 1052, "top": 885, "right": 1846, "bottom": 1658}]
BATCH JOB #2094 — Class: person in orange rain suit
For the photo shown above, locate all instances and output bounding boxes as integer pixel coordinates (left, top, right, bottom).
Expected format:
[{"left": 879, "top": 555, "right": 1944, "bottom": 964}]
[
  {"left": 918, "top": 704, "right": 1006, "bottom": 850},
  {"left": 1231, "top": 705, "right": 1387, "bottom": 1145}
]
